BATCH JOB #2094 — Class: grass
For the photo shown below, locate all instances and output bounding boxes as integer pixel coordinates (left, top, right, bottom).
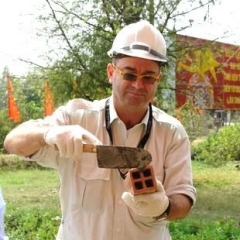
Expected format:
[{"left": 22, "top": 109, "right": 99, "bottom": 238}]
[
  {"left": 0, "top": 167, "right": 61, "bottom": 240},
  {"left": 190, "top": 161, "right": 240, "bottom": 221},
  {"left": 0, "top": 168, "right": 60, "bottom": 209},
  {"left": 0, "top": 159, "right": 240, "bottom": 239}
]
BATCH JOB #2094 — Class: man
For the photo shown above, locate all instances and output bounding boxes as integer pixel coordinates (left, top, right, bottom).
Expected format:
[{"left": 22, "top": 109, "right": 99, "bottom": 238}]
[{"left": 4, "top": 20, "right": 196, "bottom": 240}]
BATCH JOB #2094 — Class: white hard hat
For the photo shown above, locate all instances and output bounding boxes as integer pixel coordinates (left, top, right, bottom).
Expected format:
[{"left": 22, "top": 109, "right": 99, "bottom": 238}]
[{"left": 108, "top": 20, "right": 167, "bottom": 63}]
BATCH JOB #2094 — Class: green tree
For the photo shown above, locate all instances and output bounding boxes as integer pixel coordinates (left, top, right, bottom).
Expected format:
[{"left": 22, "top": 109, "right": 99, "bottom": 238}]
[
  {"left": 1, "top": 70, "right": 47, "bottom": 121},
  {"left": 18, "top": 72, "right": 46, "bottom": 120},
  {"left": 0, "top": 67, "right": 9, "bottom": 110},
  {"left": 0, "top": 109, "right": 17, "bottom": 152}
]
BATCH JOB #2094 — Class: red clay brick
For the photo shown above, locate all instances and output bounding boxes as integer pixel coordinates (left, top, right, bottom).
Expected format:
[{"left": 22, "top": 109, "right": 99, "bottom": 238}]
[{"left": 129, "top": 165, "right": 157, "bottom": 195}]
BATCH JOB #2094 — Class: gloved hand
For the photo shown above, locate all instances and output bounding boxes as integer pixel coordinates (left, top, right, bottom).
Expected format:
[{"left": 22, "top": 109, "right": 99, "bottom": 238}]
[
  {"left": 122, "top": 180, "right": 169, "bottom": 217},
  {"left": 44, "top": 125, "right": 101, "bottom": 158}
]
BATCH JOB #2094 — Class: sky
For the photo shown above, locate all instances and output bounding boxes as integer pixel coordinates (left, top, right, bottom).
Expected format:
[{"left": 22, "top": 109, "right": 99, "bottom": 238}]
[
  {"left": 0, "top": 0, "right": 44, "bottom": 76},
  {"left": 0, "top": 0, "right": 239, "bottom": 76},
  {"left": 179, "top": 0, "right": 239, "bottom": 45}
]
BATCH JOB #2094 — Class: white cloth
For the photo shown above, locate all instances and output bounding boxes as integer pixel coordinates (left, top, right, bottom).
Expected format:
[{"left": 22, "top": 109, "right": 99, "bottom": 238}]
[
  {"left": 25, "top": 96, "right": 196, "bottom": 240},
  {"left": 0, "top": 186, "right": 6, "bottom": 240}
]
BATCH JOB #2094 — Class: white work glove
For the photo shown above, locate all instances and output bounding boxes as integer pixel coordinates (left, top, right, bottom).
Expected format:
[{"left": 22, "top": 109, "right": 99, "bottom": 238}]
[
  {"left": 122, "top": 180, "right": 169, "bottom": 217},
  {"left": 44, "top": 125, "right": 101, "bottom": 158}
]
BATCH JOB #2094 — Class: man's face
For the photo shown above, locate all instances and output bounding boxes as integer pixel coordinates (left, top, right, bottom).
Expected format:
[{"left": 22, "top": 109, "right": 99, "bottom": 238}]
[{"left": 107, "top": 57, "right": 161, "bottom": 110}]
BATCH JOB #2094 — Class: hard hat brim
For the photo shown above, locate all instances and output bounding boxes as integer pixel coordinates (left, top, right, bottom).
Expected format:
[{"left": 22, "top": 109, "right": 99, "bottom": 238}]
[
  {"left": 112, "top": 50, "right": 167, "bottom": 63},
  {"left": 108, "top": 43, "right": 167, "bottom": 63}
]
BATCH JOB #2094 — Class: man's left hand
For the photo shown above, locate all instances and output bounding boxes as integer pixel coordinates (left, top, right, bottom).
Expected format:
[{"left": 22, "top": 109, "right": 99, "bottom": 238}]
[{"left": 122, "top": 180, "right": 169, "bottom": 217}]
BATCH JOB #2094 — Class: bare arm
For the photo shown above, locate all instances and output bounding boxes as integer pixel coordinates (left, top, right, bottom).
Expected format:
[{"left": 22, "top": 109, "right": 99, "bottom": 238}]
[
  {"left": 4, "top": 125, "right": 49, "bottom": 157},
  {"left": 167, "top": 194, "right": 193, "bottom": 221}
]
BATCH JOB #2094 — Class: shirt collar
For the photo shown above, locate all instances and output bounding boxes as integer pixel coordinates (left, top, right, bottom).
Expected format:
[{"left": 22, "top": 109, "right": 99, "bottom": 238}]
[{"left": 108, "top": 96, "right": 149, "bottom": 127}]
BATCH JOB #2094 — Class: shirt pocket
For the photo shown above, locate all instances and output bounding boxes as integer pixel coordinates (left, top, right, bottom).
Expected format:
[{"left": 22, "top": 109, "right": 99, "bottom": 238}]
[{"left": 75, "top": 154, "right": 111, "bottom": 212}]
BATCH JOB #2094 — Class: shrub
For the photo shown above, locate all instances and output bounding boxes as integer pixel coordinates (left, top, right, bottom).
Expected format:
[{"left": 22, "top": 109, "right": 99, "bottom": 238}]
[{"left": 192, "top": 124, "right": 240, "bottom": 166}]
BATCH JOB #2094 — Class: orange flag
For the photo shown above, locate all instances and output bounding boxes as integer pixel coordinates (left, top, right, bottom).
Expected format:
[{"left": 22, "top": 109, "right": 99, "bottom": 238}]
[
  {"left": 44, "top": 80, "right": 54, "bottom": 116},
  {"left": 7, "top": 73, "right": 21, "bottom": 122}
]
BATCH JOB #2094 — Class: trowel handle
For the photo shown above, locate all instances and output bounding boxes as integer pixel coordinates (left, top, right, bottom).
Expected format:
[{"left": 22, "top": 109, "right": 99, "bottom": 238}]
[{"left": 82, "top": 144, "right": 97, "bottom": 153}]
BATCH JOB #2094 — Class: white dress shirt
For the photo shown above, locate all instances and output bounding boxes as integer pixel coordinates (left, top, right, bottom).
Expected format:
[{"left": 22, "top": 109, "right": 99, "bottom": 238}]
[{"left": 26, "top": 96, "right": 196, "bottom": 240}]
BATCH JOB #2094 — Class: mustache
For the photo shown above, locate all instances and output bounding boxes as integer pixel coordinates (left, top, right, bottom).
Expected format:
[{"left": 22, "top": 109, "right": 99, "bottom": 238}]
[{"left": 126, "top": 86, "right": 147, "bottom": 95}]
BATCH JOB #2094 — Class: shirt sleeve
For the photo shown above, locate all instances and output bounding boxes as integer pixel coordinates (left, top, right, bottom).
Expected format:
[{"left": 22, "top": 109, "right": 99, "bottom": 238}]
[{"left": 163, "top": 126, "right": 196, "bottom": 204}]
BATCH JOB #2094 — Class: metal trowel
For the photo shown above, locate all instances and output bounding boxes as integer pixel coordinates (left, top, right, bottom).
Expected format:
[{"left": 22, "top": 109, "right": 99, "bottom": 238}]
[{"left": 83, "top": 144, "right": 152, "bottom": 169}]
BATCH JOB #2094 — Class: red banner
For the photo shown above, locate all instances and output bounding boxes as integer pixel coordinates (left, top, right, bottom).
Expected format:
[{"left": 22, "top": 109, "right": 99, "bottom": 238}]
[
  {"left": 44, "top": 80, "right": 54, "bottom": 116},
  {"left": 176, "top": 35, "right": 240, "bottom": 110},
  {"left": 7, "top": 73, "right": 21, "bottom": 122}
]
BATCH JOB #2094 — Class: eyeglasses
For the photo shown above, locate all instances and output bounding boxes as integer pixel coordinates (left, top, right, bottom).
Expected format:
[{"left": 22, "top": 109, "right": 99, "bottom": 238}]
[{"left": 112, "top": 64, "right": 160, "bottom": 84}]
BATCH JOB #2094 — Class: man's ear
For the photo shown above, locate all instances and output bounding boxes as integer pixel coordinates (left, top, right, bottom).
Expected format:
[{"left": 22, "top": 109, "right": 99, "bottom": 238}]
[{"left": 107, "top": 63, "right": 114, "bottom": 84}]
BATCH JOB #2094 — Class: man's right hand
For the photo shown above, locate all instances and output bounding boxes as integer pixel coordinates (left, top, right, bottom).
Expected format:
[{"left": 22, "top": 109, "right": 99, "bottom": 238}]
[{"left": 44, "top": 125, "right": 101, "bottom": 158}]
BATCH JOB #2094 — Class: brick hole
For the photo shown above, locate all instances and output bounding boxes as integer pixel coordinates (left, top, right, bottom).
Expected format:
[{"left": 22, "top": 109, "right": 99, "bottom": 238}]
[
  {"left": 132, "top": 171, "right": 141, "bottom": 179},
  {"left": 143, "top": 168, "right": 151, "bottom": 177},
  {"left": 145, "top": 179, "right": 153, "bottom": 187},
  {"left": 134, "top": 181, "right": 143, "bottom": 190}
]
